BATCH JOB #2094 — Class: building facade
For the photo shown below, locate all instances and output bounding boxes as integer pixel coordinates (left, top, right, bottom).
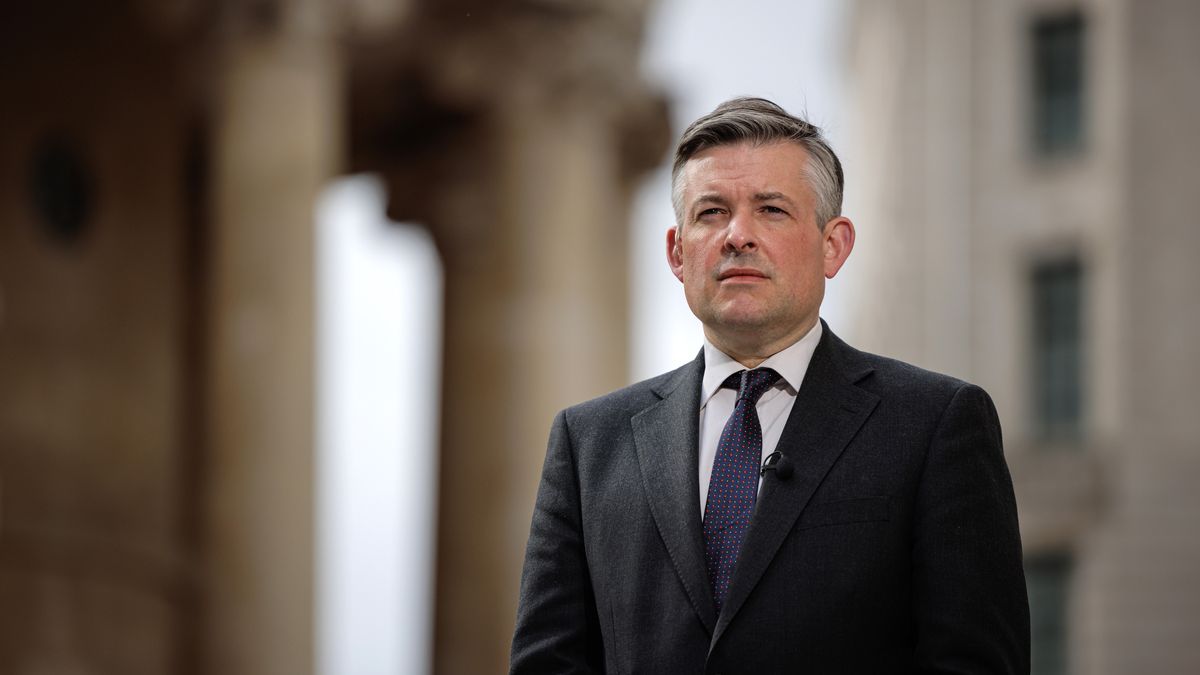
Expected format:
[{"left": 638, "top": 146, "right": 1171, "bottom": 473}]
[{"left": 845, "top": 1, "right": 1200, "bottom": 672}]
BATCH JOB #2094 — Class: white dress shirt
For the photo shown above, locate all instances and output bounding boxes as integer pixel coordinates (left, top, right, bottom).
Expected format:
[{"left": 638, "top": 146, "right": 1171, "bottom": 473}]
[{"left": 698, "top": 320, "right": 822, "bottom": 517}]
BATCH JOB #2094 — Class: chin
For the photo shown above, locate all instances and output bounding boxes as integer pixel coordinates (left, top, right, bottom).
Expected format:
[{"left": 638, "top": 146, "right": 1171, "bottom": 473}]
[{"left": 709, "top": 310, "right": 773, "bottom": 332}]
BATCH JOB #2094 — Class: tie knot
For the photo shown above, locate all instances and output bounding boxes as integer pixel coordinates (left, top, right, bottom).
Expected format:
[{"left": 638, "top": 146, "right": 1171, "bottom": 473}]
[{"left": 722, "top": 368, "right": 780, "bottom": 405}]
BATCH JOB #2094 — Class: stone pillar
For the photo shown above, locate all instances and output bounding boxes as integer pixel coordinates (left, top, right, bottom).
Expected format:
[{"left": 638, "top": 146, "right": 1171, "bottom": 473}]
[
  {"left": 204, "top": 2, "right": 340, "bottom": 673},
  {"left": 430, "top": 93, "right": 644, "bottom": 674},
  {"left": 346, "top": 3, "right": 668, "bottom": 669}
]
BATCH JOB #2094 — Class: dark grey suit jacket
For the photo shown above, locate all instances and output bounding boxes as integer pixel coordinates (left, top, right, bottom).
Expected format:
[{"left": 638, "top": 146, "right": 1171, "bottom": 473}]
[{"left": 511, "top": 324, "right": 1029, "bottom": 674}]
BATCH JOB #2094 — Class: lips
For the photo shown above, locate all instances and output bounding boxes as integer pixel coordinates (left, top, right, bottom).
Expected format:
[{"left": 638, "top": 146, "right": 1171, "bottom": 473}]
[{"left": 717, "top": 267, "right": 769, "bottom": 281}]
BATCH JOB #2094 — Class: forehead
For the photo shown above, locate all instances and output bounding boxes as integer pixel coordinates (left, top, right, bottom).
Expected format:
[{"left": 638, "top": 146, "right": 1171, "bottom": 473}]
[{"left": 680, "top": 141, "right": 810, "bottom": 198}]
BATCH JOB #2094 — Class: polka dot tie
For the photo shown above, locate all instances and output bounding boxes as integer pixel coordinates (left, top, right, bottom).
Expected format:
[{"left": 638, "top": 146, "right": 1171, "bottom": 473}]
[{"left": 703, "top": 368, "right": 780, "bottom": 614}]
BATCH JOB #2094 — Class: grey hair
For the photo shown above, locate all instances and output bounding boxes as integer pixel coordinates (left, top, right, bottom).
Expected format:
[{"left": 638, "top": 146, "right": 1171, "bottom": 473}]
[{"left": 670, "top": 97, "right": 844, "bottom": 229}]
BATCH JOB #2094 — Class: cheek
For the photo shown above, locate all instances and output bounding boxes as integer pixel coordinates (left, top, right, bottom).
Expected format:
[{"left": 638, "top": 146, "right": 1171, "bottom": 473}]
[
  {"left": 683, "top": 258, "right": 709, "bottom": 286},
  {"left": 779, "top": 241, "right": 825, "bottom": 290},
  {"left": 791, "top": 236, "right": 826, "bottom": 265},
  {"left": 680, "top": 236, "right": 714, "bottom": 274}
]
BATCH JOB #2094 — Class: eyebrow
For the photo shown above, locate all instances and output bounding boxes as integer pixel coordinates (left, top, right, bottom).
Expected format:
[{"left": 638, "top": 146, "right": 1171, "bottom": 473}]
[
  {"left": 692, "top": 193, "right": 729, "bottom": 208},
  {"left": 752, "top": 191, "right": 794, "bottom": 205},
  {"left": 689, "top": 191, "right": 798, "bottom": 214}
]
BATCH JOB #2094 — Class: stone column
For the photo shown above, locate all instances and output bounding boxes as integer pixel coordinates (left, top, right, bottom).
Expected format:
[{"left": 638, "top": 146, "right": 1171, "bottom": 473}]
[
  {"left": 204, "top": 2, "right": 341, "bottom": 673},
  {"left": 346, "top": 4, "right": 666, "bottom": 669},
  {"left": 430, "top": 92, "right": 643, "bottom": 674}
]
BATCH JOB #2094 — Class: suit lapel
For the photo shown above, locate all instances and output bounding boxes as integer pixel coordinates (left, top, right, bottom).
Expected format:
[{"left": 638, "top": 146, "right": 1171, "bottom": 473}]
[
  {"left": 631, "top": 352, "right": 718, "bottom": 634},
  {"left": 711, "top": 327, "right": 881, "bottom": 648}
]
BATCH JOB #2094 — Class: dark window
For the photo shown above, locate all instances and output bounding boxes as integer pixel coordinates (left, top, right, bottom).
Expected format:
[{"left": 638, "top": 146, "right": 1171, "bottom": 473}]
[
  {"left": 1026, "top": 553, "right": 1073, "bottom": 675},
  {"left": 1032, "top": 257, "right": 1083, "bottom": 440},
  {"left": 1032, "top": 11, "right": 1086, "bottom": 154}
]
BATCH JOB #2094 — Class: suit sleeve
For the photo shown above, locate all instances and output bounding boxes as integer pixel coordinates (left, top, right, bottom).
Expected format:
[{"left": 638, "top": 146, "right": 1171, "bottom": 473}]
[
  {"left": 510, "top": 409, "right": 605, "bottom": 674},
  {"left": 911, "top": 383, "right": 1031, "bottom": 674}
]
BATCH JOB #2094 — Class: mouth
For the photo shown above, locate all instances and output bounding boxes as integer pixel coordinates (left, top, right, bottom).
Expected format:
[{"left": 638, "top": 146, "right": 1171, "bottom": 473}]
[{"left": 717, "top": 267, "right": 769, "bottom": 282}]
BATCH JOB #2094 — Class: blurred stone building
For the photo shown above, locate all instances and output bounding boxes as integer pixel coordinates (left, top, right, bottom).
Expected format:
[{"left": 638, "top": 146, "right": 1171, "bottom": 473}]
[
  {"left": 845, "top": 0, "right": 1200, "bottom": 672},
  {"left": 0, "top": 1, "right": 666, "bottom": 673}
]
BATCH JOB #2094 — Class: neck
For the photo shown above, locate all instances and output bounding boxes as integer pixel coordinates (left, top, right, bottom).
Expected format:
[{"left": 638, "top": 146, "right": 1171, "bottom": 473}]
[{"left": 704, "top": 318, "right": 818, "bottom": 369}]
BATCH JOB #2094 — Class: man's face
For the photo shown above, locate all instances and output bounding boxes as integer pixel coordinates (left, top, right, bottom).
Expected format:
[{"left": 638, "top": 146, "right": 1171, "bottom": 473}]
[{"left": 667, "top": 141, "right": 853, "bottom": 358}]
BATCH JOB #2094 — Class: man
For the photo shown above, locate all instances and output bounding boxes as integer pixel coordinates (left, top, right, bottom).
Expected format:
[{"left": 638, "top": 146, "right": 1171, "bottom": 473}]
[{"left": 511, "top": 98, "right": 1029, "bottom": 674}]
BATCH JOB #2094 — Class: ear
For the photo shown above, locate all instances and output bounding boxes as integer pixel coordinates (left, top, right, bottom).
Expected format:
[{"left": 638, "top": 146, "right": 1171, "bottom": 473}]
[
  {"left": 822, "top": 217, "right": 855, "bottom": 279},
  {"left": 666, "top": 226, "right": 685, "bottom": 282}
]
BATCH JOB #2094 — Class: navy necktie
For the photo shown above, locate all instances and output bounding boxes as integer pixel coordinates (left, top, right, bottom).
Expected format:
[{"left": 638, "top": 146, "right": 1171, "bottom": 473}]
[{"left": 703, "top": 367, "right": 780, "bottom": 613}]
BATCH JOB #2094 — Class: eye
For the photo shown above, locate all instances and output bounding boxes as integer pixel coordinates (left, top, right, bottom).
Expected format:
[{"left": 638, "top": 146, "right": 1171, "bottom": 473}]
[{"left": 761, "top": 205, "right": 788, "bottom": 215}]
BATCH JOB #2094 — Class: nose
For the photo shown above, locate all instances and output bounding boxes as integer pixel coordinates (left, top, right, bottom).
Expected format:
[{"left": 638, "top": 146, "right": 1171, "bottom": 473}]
[{"left": 723, "top": 212, "right": 758, "bottom": 253}]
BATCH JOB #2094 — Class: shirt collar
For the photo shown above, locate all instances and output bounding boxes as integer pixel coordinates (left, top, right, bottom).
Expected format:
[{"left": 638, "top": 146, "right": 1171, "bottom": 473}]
[{"left": 701, "top": 320, "right": 823, "bottom": 405}]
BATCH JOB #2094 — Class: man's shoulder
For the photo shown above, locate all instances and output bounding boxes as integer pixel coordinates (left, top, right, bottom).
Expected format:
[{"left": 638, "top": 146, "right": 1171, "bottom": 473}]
[
  {"left": 828, "top": 332, "right": 983, "bottom": 403},
  {"left": 825, "top": 337, "right": 1001, "bottom": 436},
  {"left": 559, "top": 359, "right": 697, "bottom": 423},
  {"left": 856, "top": 349, "right": 967, "bottom": 391}
]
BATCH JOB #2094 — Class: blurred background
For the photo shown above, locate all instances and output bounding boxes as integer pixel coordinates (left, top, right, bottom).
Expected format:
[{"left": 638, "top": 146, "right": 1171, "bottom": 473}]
[{"left": 1, "top": 0, "right": 1197, "bottom": 674}]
